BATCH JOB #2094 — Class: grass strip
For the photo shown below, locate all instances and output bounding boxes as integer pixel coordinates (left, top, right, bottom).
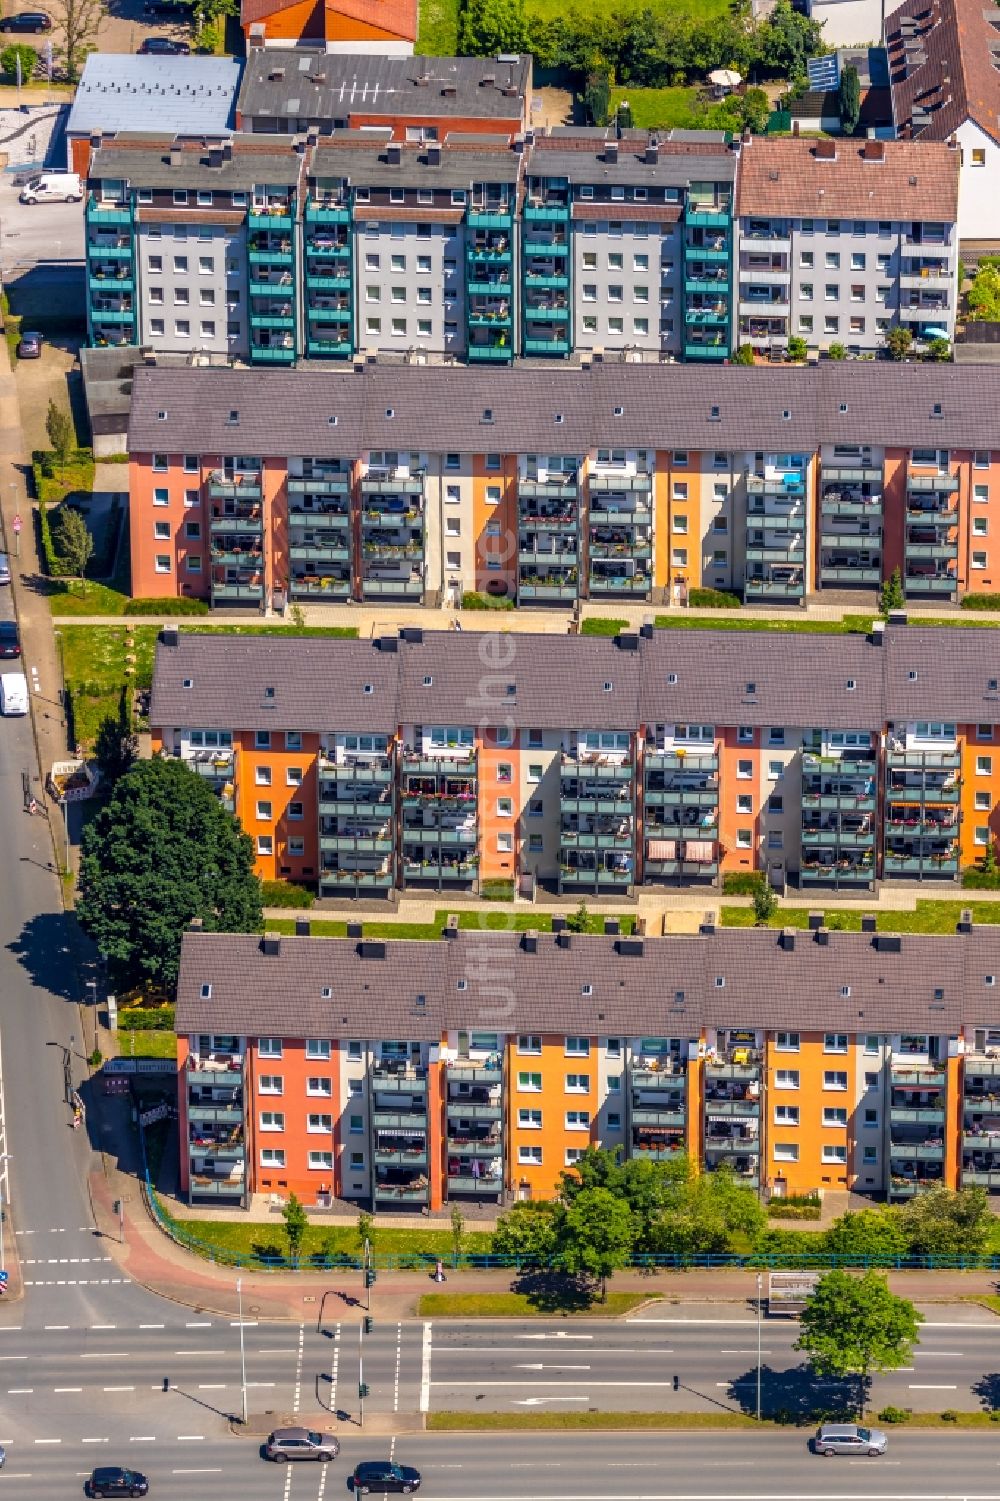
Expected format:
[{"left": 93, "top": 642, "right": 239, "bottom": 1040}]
[{"left": 416, "top": 1292, "right": 650, "bottom": 1318}]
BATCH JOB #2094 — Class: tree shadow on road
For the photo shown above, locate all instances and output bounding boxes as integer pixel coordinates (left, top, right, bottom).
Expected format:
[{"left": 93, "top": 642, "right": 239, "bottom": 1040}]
[
  {"left": 727, "top": 1361, "right": 858, "bottom": 1424},
  {"left": 973, "top": 1373, "right": 1000, "bottom": 1412},
  {"left": 8, "top": 909, "right": 94, "bottom": 1003}
]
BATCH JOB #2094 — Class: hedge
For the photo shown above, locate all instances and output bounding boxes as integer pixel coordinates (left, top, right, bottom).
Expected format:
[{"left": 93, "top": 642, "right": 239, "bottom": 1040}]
[
  {"left": 580, "top": 618, "right": 628, "bottom": 636},
  {"left": 722, "top": 871, "right": 766, "bottom": 895},
  {"left": 126, "top": 597, "right": 210, "bottom": 616},
  {"left": 119, "top": 1005, "right": 176, "bottom": 1032},
  {"left": 963, "top": 868, "right": 1000, "bottom": 890},
  {"left": 481, "top": 878, "right": 515, "bottom": 901},
  {"left": 462, "top": 591, "right": 514, "bottom": 611},
  {"left": 768, "top": 1202, "right": 823, "bottom": 1221},
  {"left": 961, "top": 594, "right": 1000, "bottom": 611},
  {"left": 689, "top": 587, "right": 741, "bottom": 609},
  {"left": 261, "top": 879, "right": 315, "bottom": 909}
]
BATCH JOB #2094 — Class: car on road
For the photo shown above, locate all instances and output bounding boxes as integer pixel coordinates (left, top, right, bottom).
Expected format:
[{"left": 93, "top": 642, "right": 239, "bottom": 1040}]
[
  {"left": 138, "top": 35, "right": 190, "bottom": 52},
  {"left": 265, "top": 1427, "right": 340, "bottom": 1463},
  {"left": 0, "top": 672, "right": 28, "bottom": 716},
  {"left": 0, "top": 10, "right": 51, "bottom": 29},
  {"left": 352, "top": 1460, "right": 422, "bottom": 1493},
  {"left": 0, "top": 554, "right": 11, "bottom": 586},
  {"left": 19, "top": 171, "right": 83, "bottom": 204},
  {"left": 87, "top": 1467, "right": 149, "bottom": 1498},
  {"left": 16, "top": 330, "right": 42, "bottom": 359},
  {"left": 813, "top": 1422, "right": 887, "bottom": 1457},
  {"left": 0, "top": 623, "right": 21, "bottom": 659}
]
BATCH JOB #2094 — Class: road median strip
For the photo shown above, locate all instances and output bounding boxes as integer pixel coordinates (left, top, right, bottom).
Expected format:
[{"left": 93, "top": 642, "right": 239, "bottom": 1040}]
[{"left": 427, "top": 1409, "right": 1000, "bottom": 1431}]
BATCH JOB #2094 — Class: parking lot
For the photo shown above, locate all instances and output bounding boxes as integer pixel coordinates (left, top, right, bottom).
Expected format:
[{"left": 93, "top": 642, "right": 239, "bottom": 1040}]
[{"left": 2, "top": 0, "right": 195, "bottom": 73}]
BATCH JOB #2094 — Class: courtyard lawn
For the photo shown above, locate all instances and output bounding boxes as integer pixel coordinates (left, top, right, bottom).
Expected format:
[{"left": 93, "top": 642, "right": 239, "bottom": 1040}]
[
  {"left": 721, "top": 901, "right": 1000, "bottom": 936},
  {"left": 169, "top": 1216, "right": 493, "bottom": 1265},
  {"left": 416, "top": 0, "right": 460, "bottom": 52}
]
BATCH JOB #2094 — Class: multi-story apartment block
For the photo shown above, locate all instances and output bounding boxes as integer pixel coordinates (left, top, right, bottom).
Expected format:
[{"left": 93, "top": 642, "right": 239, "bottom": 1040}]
[
  {"left": 235, "top": 50, "right": 531, "bottom": 141},
  {"left": 174, "top": 921, "right": 1000, "bottom": 1209},
  {"left": 128, "top": 361, "right": 1000, "bottom": 607},
  {"left": 150, "top": 618, "right": 1000, "bottom": 895},
  {"left": 735, "top": 136, "right": 959, "bottom": 358}
]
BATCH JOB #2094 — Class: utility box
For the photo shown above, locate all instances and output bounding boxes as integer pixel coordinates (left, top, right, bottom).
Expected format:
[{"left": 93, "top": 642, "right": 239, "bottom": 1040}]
[{"left": 767, "top": 1270, "right": 820, "bottom": 1316}]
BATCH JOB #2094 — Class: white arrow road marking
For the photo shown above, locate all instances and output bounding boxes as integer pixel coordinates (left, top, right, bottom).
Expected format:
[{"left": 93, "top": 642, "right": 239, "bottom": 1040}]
[
  {"left": 514, "top": 1364, "right": 592, "bottom": 1370},
  {"left": 516, "top": 1332, "right": 593, "bottom": 1340},
  {"left": 512, "top": 1396, "right": 590, "bottom": 1405}
]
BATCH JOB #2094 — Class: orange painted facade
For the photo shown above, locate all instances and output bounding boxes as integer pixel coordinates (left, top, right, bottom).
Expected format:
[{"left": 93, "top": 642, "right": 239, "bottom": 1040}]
[
  {"left": 233, "top": 729, "right": 321, "bottom": 884},
  {"left": 508, "top": 1033, "right": 598, "bottom": 1201}
]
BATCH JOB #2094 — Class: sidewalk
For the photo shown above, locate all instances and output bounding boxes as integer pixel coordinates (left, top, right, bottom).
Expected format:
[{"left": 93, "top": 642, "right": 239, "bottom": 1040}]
[{"left": 88, "top": 1160, "right": 1000, "bottom": 1325}]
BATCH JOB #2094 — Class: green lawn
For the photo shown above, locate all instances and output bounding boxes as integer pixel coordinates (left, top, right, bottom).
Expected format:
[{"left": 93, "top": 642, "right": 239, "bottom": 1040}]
[
  {"left": 170, "top": 1216, "right": 492, "bottom": 1264},
  {"left": 46, "top": 579, "right": 133, "bottom": 617},
  {"left": 721, "top": 901, "right": 1000, "bottom": 936},
  {"left": 114, "top": 1029, "right": 177, "bottom": 1060},
  {"left": 60, "top": 623, "right": 159, "bottom": 750},
  {"left": 610, "top": 86, "right": 711, "bottom": 131},
  {"left": 416, "top": 0, "right": 460, "bottom": 51},
  {"left": 653, "top": 614, "right": 877, "bottom": 635},
  {"left": 266, "top": 910, "right": 637, "bottom": 940},
  {"left": 532, "top": 0, "right": 729, "bottom": 21},
  {"left": 417, "top": 1291, "right": 649, "bottom": 1318}
]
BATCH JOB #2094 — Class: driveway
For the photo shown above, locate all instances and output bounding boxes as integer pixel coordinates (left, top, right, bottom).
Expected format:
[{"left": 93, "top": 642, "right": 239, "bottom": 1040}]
[{"left": 12, "top": 331, "right": 80, "bottom": 453}]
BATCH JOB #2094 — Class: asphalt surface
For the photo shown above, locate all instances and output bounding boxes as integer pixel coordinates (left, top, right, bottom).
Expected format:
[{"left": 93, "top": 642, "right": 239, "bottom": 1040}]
[{"left": 3, "top": 1429, "right": 1000, "bottom": 1501}]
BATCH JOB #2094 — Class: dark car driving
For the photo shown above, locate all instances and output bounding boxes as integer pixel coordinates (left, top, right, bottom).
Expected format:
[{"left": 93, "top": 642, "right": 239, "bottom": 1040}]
[
  {"left": 0, "top": 623, "right": 21, "bottom": 659},
  {"left": 137, "top": 35, "right": 189, "bottom": 52},
  {"left": 87, "top": 1468, "right": 149, "bottom": 1498},
  {"left": 0, "top": 10, "right": 51, "bottom": 29},
  {"left": 352, "top": 1460, "right": 421, "bottom": 1494}
]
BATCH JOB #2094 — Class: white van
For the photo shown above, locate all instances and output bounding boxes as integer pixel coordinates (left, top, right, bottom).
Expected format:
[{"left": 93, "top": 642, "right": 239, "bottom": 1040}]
[
  {"left": 0, "top": 672, "right": 29, "bottom": 716},
  {"left": 19, "top": 172, "right": 82, "bottom": 205}
]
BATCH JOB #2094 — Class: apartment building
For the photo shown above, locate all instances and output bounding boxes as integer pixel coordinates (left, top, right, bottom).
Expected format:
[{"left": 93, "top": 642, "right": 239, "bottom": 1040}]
[
  {"left": 174, "top": 921, "right": 1000, "bottom": 1210},
  {"left": 150, "top": 618, "right": 1000, "bottom": 895},
  {"left": 127, "top": 361, "right": 1000, "bottom": 607},
  {"left": 235, "top": 50, "right": 531, "bottom": 140},
  {"left": 887, "top": 0, "right": 1000, "bottom": 240},
  {"left": 735, "top": 135, "right": 959, "bottom": 358}
]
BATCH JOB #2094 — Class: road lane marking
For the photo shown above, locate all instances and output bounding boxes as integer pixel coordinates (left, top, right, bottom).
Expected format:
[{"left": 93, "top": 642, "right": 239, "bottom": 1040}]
[
  {"left": 908, "top": 1383, "right": 958, "bottom": 1389},
  {"left": 246, "top": 1381, "right": 276, "bottom": 1388},
  {"left": 43, "top": 1325, "right": 68, "bottom": 1330},
  {"left": 90, "top": 1325, "right": 116, "bottom": 1330},
  {"left": 394, "top": 1321, "right": 402, "bottom": 1413},
  {"left": 177, "top": 1435, "right": 204, "bottom": 1441},
  {"left": 231, "top": 1320, "right": 258, "bottom": 1327},
  {"left": 420, "top": 1321, "right": 431, "bottom": 1413},
  {"left": 53, "top": 1386, "right": 82, "bottom": 1392},
  {"left": 129, "top": 1436, "right": 156, "bottom": 1442},
  {"left": 140, "top": 1324, "right": 164, "bottom": 1330},
  {"left": 81, "top": 1438, "right": 108, "bottom": 1444},
  {"left": 174, "top": 1350, "right": 225, "bottom": 1356},
  {"left": 197, "top": 1384, "right": 226, "bottom": 1390},
  {"left": 104, "top": 1386, "right": 134, "bottom": 1392},
  {"left": 7, "top": 1388, "right": 32, "bottom": 1393},
  {"left": 80, "top": 1353, "right": 130, "bottom": 1359},
  {"left": 0, "top": 1355, "right": 28, "bottom": 1360},
  {"left": 185, "top": 1321, "right": 212, "bottom": 1328},
  {"left": 172, "top": 1469, "right": 221, "bottom": 1475},
  {"left": 33, "top": 1438, "right": 60, "bottom": 1444},
  {"left": 292, "top": 1322, "right": 305, "bottom": 1414}
]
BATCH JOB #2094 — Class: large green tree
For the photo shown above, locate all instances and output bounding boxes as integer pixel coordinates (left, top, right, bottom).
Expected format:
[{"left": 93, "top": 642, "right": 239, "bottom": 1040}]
[
  {"left": 652, "top": 1164, "right": 766, "bottom": 1255},
  {"left": 796, "top": 1270, "right": 922, "bottom": 1411},
  {"left": 491, "top": 1200, "right": 561, "bottom": 1265},
  {"left": 77, "top": 756, "right": 262, "bottom": 991},
  {"left": 556, "top": 1186, "right": 634, "bottom": 1298},
  {"left": 51, "top": 506, "right": 93, "bottom": 579},
  {"left": 898, "top": 1185, "right": 991, "bottom": 1259},
  {"left": 824, "top": 1208, "right": 908, "bottom": 1264},
  {"left": 838, "top": 63, "right": 861, "bottom": 134}
]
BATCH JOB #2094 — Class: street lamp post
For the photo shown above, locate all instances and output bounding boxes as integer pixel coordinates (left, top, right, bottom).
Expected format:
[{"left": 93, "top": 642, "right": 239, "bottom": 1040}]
[
  {"left": 54, "top": 630, "right": 65, "bottom": 723},
  {"left": 756, "top": 1271, "right": 763, "bottom": 1422},
  {"left": 236, "top": 1277, "right": 248, "bottom": 1424}
]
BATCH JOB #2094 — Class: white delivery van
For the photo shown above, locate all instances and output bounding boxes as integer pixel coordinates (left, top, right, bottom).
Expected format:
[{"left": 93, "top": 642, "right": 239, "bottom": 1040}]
[
  {"left": 0, "top": 672, "right": 29, "bottom": 716},
  {"left": 19, "top": 172, "right": 82, "bottom": 205}
]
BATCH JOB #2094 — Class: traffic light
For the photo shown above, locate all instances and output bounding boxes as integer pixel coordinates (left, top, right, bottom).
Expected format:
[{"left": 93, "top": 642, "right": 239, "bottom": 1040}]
[
  {"left": 672, "top": 1374, "right": 679, "bottom": 1392},
  {"left": 365, "top": 1268, "right": 377, "bottom": 1288},
  {"left": 358, "top": 1382, "right": 370, "bottom": 1399},
  {"left": 363, "top": 1316, "right": 374, "bottom": 1334}
]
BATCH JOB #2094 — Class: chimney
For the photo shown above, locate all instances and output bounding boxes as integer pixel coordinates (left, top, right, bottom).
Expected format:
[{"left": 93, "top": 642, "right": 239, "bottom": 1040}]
[
  {"left": 346, "top": 921, "right": 363, "bottom": 938},
  {"left": 294, "top": 136, "right": 307, "bottom": 156},
  {"left": 306, "top": 127, "right": 319, "bottom": 147},
  {"left": 615, "top": 632, "right": 639, "bottom": 651},
  {"left": 948, "top": 133, "right": 959, "bottom": 151},
  {"left": 208, "top": 147, "right": 224, "bottom": 169},
  {"left": 616, "top": 937, "right": 644, "bottom": 957},
  {"left": 699, "top": 918, "right": 716, "bottom": 936},
  {"left": 551, "top": 913, "right": 567, "bottom": 933},
  {"left": 605, "top": 142, "right": 618, "bottom": 164},
  {"left": 521, "top": 929, "right": 538, "bottom": 953},
  {"left": 294, "top": 916, "right": 310, "bottom": 937},
  {"left": 780, "top": 928, "right": 796, "bottom": 951},
  {"left": 957, "top": 908, "right": 974, "bottom": 934},
  {"left": 807, "top": 911, "right": 824, "bottom": 931},
  {"left": 169, "top": 147, "right": 183, "bottom": 168},
  {"left": 376, "top": 634, "right": 398, "bottom": 653},
  {"left": 261, "top": 931, "right": 281, "bottom": 956},
  {"left": 639, "top": 621, "right": 654, "bottom": 639},
  {"left": 387, "top": 141, "right": 401, "bottom": 165},
  {"left": 861, "top": 913, "right": 877, "bottom": 934},
  {"left": 874, "top": 934, "right": 902, "bottom": 953},
  {"left": 223, "top": 140, "right": 233, "bottom": 162},
  {"left": 814, "top": 926, "right": 829, "bottom": 946},
  {"left": 400, "top": 626, "right": 423, "bottom": 643},
  {"left": 861, "top": 140, "right": 885, "bottom": 162},
  {"left": 888, "top": 610, "right": 908, "bottom": 626},
  {"left": 814, "top": 139, "right": 838, "bottom": 161},
  {"left": 160, "top": 625, "right": 179, "bottom": 647},
  {"left": 644, "top": 138, "right": 658, "bottom": 165},
  {"left": 358, "top": 940, "right": 387, "bottom": 959},
  {"left": 187, "top": 916, "right": 204, "bottom": 932},
  {"left": 603, "top": 917, "right": 620, "bottom": 936},
  {"left": 427, "top": 142, "right": 441, "bottom": 165},
  {"left": 443, "top": 913, "right": 459, "bottom": 941},
  {"left": 557, "top": 931, "right": 572, "bottom": 949},
  {"left": 870, "top": 619, "right": 886, "bottom": 645},
  {"left": 89, "top": 129, "right": 102, "bottom": 150}
]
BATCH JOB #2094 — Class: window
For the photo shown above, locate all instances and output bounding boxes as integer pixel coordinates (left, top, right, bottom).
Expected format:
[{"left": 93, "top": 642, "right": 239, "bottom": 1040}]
[
  {"left": 256, "top": 835, "right": 272, "bottom": 856},
  {"left": 864, "top": 1107, "right": 878, "bottom": 1127},
  {"left": 976, "top": 790, "right": 992, "bottom": 810},
  {"left": 865, "top": 1071, "right": 879, "bottom": 1090},
  {"left": 823, "top": 1107, "right": 848, "bottom": 1126},
  {"left": 974, "top": 516, "right": 989, "bottom": 536},
  {"left": 565, "top": 1073, "right": 590, "bottom": 1093},
  {"left": 518, "top": 1108, "right": 542, "bottom": 1129},
  {"left": 977, "top": 756, "right": 992, "bottom": 775},
  {"left": 307, "top": 1113, "right": 333, "bottom": 1133},
  {"left": 775, "top": 1032, "right": 799, "bottom": 1052},
  {"left": 737, "top": 759, "right": 752, "bottom": 779},
  {"left": 518, "top": 1035, "right": 541, "bottom": 1054},
  {"left": 518, "top": 1145, "right": 543, "bottom": 1165},
  {"left": 260, "top": 1148, "right": 285, "bottom": 1168},
  {"left": 347, "top": 1041, "right": 363, "bottom": 1060},
  {"left": 258, "top": 1074, "right": 282, "bottom": 1094},
  {"left": 975, "top": 825, "right": 991, "bottom": 846},
  {"left": 775, "top": 1069, "right": 800, "bottom": 1089},
  {"left": 774, "top": 1104, "right": 799, "bottom": 1125},
  {"left": 258, "top": 1038, "right": 282, "bottom": 1057},
  {"left": 565, "top": 1110, "right": 591, "bottom": 1130},
  {"left": 824, "top": 1033, "right": 848, "bottom": 1053},
  {"left": 972, "top": 551, "right": 987, "bottom": 570},
  {"left": 259, "top": 1111, "right": 284, "bottom": 1131},
  {"left": 255, "top": 801, "right": 271, "bottom": 822},
  {"left": 822, "top": 1144, "right": 847, "bottom": 1164},
  {"left": 154, "top": 520, "right": 170, "bottom": 540},
  {"left": 307, "top": 1077, "right": 332, "bottom": 1096},
  {"left": 254, "top": 731, "right": 270, "bottom": 750},
  {"left": 518, "top": 1071, "right": 542, "bottom": 1092},
  {"left": 773, "top": 1142, "right": 799, "bottom": 1162},
  {"left": 306, "top": 1040, "right": 331, "bottom": 1059},
  {"left": 736, "top": 793, "right": 752, "bottom": 814},
  {"left": 823, "top": 1071, "right": 848, "bottom": 1091},
  {"left": 308, "top": 1151, "right": 334, "bottom": 1171},
  {"left": 255, "top": 766, "right": 271, "bottom": 786},
  {"left": 735, "top": 829, "right": 752, "bottom": 849},
  {"left": 496, "top": 797, "right": 512, "bottom": 818},
  {"left": 154, "top": 554, "right": 171, "bottom": 574},
  {"left": 565, "top": 1037, "right": 590, "bottom": 1056},
  {"left": 496, "top": 831, "right": 512, "bottom": 854}
]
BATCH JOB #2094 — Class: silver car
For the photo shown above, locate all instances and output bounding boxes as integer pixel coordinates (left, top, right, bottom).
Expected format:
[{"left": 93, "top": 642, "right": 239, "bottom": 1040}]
[
  {"left": 814, "top": 1422, "right": 887, "bottom": 1456},
  {"left": 265, "top": 1427, "right": 340, "bottom": 1463}
]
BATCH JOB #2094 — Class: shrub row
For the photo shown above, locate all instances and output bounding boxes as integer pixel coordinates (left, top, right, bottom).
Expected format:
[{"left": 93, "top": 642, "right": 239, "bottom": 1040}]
[{"left": 261, "top": 879, "right": 315, "bottom": 909}]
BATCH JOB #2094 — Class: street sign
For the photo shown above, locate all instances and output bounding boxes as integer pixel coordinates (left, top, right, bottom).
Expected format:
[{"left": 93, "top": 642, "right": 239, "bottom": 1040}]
[
  {"left": 11, "top": 516, "right": 21, "bottom": 534},
  {"left": 0, "top": 1270, "right": 10, "bottom": 1294}
]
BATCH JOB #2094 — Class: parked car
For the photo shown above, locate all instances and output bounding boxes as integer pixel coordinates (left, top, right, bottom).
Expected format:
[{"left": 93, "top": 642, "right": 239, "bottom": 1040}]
[
  {"left": 16, "top": 331, "right": 42, "bottom": 359},
  {"left": 138, "top": 35, "right": 190, "bottom": 52},
  {"left": 0, "top": 554, "right": 11, "bottom": 586},
  {"left": 813, "top": 1423, "right": 887, "bottom": 1457},
  {"left": 0, "top": 10, "right": 51, "bottom": 29},
  {"left": 143, "top": 0, "right": 188, "bottom": 14},
  {"left": 19, "top": 171, "right": 83, "bottom": 204},
  {"left": 87, "top": 1468, "right": 149, "bottom": 1498},
  {"left": 265, "top": 1427, "right": 340, "bottom": 1463},
  {"left": 0, "top": 623, "right": 21, "bottom": 659},
  {"left": 351, "top": 1460, "right": 422, "bottom": 1493}
]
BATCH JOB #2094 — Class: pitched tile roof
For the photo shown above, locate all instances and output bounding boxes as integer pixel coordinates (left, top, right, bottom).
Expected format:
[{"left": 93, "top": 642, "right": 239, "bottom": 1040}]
[
  {"left": 734, "top": 135, "right": 959, "bottom": 221},
  {"left": 127, "top": 362, "right": 1000, "bottom": 457},
  {"left": 242, "top": 0, "right": 416, "bottom": 41},
  {"left": 887, "top": 0, "right": 1000, "bottom": 145},
  {"left": 174, "top": 926, "right": 1000, "bottom": 1038},
  {"left": 883, "top": 626, "right": 1000, "bottom": 723}
]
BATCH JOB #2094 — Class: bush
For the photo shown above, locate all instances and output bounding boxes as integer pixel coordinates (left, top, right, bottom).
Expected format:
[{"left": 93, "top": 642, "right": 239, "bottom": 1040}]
[
  {"left": 767, "top": 1201, "right": 822, "bottom": 1220},
  {"left": 732, "top": 344, "right": 755, "bottom": 365},
  {"left": 688, "top": 587, "right": 741, "bottom": 609},
  {"left": 961, "top": 593, "right": 1000, "bottom": 611},
  {"left": 878, "top": 1406, "right": 910, "bottom": 1425},
  {"left": 261, "top": 879, "right": 315, "bottom": 909},
  {"left": 787, "top": 335, "right": 808, "bottom": 362},
  {"left": 963, "top": 867, "right": 1000, "bottom": 890},
  {"left": 481, "top": 878, "right": 515, "bottom": 901},
  {"left": 119, "top": 1005, "right": 176, "bottom": 1031},
  {"left": 941, "top": 1409, "right": 959, "bottom": 1422},
  {"left": 127, "top": 597, "right": 210, "bottom": 616},
  {"left": 722, "top": 871, "right": 766, "bottom": 895},
  {"left": 461, "top": 591, "right": 514, "bottom": 611}
]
